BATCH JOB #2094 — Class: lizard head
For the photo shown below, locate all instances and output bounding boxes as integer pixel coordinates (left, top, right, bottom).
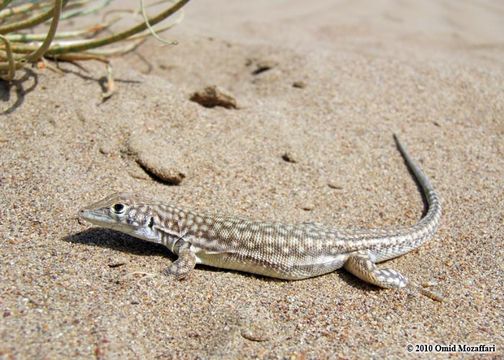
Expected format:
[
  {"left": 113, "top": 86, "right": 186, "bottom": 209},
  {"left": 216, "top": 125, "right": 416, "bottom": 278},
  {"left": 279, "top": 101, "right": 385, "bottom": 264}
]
[{"left": 78, "top": 192, "right": 157, "bottom": 240}]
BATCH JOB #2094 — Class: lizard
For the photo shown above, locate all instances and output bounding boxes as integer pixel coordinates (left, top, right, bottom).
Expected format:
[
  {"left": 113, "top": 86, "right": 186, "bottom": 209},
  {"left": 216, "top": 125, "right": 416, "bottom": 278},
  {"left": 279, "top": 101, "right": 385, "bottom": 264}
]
[{"left": 78, "top": 135, "right": 442, "bottom": 300}]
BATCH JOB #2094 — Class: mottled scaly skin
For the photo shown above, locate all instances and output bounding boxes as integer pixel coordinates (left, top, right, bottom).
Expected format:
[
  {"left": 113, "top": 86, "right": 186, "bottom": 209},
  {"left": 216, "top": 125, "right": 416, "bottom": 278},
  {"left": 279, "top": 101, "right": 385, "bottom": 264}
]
[{"left": 79, "top": 135, "right": 441, "bottom": 295}]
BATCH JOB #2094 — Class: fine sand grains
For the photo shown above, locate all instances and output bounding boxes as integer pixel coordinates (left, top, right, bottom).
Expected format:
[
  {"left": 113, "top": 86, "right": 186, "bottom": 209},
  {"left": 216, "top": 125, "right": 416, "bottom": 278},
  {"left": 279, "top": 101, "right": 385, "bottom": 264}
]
[{"left": 1, "top": 1, "right": 503, "bottom": 358}]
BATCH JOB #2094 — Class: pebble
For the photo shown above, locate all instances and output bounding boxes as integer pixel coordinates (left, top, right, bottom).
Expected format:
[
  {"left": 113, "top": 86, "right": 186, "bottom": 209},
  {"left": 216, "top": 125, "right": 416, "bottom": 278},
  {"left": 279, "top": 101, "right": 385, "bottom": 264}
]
[
  {"left": 190, "top": 85, "right": 237, "bottom": 109},
  {"left": 282, "top": 152, "right": 298, "bottom": 163},
  {"left": 327, "top": 182, "right": 343, "bottom": 190},
  {"left": 292, "top": 81, "right": 306, "bottom": 89}
]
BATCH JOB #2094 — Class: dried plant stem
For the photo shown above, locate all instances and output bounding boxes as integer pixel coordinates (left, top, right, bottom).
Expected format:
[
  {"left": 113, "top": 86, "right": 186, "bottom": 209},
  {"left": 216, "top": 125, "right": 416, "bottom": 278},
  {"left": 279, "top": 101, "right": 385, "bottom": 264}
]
[
  {"left": 0, "top": 35, "right": 14, "bottom": 80},
  {"left": 2, "top": 0, "right": 189, "bottom": 55},
  {"left": 60, "top": 0, "right": 112, "bottom": 20},
  {"left": 0, "top": 0, "right": 16, "bottom": 12},
  {"left": 0, "top": 0, "right": 190, "bottom": 90},
  {"left": 141, "top": 0, "right": 178, "bottom": 45},
  {"left": 6, "top": 23, "right": 109, "bottom": 42},
  {"left": 0, "top": 0, "right": 68, "bottom": 35},
  {"left": 0, "top": 1, "right": 51, "bottom": 20},
  {"left": 25, "top": 0, "right": 63, "bottom": 62},
  {"left": 47, "top": 0, "right": 190, "bottom": 55}
]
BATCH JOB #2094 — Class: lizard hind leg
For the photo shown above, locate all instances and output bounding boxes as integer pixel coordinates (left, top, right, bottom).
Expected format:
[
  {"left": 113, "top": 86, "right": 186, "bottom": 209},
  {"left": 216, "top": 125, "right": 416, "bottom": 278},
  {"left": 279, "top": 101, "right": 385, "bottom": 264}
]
[{"left": 343, "top": 251, "right": 408, "bottom": 289}]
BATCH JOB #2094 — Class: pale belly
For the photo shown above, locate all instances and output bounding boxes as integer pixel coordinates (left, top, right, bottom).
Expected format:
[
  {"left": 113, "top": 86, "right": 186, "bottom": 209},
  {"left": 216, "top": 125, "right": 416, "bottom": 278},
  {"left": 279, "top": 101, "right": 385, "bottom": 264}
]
[{"left": 194, "top": 249, "right": 350, "bottom": 280}]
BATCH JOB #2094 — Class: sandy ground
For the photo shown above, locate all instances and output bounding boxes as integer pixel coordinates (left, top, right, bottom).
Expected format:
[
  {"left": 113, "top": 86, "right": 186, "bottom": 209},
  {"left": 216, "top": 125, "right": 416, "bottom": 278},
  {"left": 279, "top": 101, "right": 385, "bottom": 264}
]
[{"left": 1, "top": 0, "right": 503, "bottom": 358}]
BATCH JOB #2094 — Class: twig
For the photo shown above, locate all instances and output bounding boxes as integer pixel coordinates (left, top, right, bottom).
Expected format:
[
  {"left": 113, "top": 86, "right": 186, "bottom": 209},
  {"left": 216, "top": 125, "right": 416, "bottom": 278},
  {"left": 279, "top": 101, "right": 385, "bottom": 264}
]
[{"left": 102, "top": 62, "right": 114, "bottom": 99}]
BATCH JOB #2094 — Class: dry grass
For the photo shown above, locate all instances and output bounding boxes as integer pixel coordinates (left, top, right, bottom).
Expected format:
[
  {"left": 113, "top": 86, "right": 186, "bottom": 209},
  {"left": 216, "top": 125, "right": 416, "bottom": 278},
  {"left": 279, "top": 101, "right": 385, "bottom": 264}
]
[{"left": 0, "top": 0, "right": 190, "bottom": 96}]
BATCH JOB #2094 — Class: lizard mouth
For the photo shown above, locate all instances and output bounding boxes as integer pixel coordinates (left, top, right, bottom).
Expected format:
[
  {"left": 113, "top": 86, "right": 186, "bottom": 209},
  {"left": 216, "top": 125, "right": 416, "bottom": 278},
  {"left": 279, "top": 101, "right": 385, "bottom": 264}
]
[{"left": 78, "top": 208, "right": 116, "bottom": 227}]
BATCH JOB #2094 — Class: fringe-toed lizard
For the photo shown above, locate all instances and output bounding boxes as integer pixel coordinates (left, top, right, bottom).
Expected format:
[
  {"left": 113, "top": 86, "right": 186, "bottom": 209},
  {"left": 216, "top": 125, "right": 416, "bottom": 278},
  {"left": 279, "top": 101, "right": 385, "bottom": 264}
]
[{"left": 79, "top": 135, "right": 442, "bottom": 300}]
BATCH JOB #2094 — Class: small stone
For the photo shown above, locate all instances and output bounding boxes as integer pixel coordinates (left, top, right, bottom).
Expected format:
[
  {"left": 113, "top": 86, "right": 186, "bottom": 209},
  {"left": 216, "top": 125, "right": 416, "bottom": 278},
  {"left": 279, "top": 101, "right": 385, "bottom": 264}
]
[
  {"left": 99, "top": 143, "right": 113, "bottom": 155},
  {"left": 292, "top": 81, "right": 306, "bottom": 89},
  {"left": 108, "top": 258, "right": 127, "bottom": 268},
  {"left": 281, "top": 152, "right": 298, "bottom": 163},
  {"left": 241, "top": 325, "right": 271, "bottom": 342},
  {"left": 76, "top": 110, "right": 86, "bottom": 123},
  {"left": 158, "top": 63, "right": 176, "bottom": 71},
  {"left": 190, "top": 85, "right": 237, "bottom": 109},
  {"left": 328, "top": 182, "right": 343, "bottom": 190},
  {"left": 251, "top": 60, "right": 277, "bottom": 75},
  {"left": 301, "top": 203, "right": 315, "bottom": 211}
]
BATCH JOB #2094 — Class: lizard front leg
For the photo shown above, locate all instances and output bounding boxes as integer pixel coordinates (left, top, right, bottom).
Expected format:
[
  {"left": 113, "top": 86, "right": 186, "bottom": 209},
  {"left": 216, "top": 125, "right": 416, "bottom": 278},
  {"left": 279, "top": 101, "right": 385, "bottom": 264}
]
[{"left": 164, "top": 242, "right": 197, "bottom": 280}]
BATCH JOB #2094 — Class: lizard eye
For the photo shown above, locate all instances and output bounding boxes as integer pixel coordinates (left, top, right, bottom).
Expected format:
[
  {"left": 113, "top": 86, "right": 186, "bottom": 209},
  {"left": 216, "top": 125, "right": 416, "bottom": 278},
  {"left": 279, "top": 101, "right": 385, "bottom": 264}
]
[{"left": 112, "top": 203, "right": 125, "bottom": 214}]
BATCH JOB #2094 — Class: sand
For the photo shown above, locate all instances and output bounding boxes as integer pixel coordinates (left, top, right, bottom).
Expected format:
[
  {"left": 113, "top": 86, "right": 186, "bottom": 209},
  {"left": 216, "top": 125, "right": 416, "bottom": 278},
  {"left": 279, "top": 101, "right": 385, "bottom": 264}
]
[{"left": 1, "top": 0, "right": 503, "bottom": 358}]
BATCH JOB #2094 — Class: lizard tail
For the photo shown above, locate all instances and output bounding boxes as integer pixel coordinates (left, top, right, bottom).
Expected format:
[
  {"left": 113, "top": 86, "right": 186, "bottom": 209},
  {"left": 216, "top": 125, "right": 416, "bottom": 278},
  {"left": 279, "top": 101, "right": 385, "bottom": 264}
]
[{"left": 393, "top": 134, "right": 442, "bottom": 232}]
